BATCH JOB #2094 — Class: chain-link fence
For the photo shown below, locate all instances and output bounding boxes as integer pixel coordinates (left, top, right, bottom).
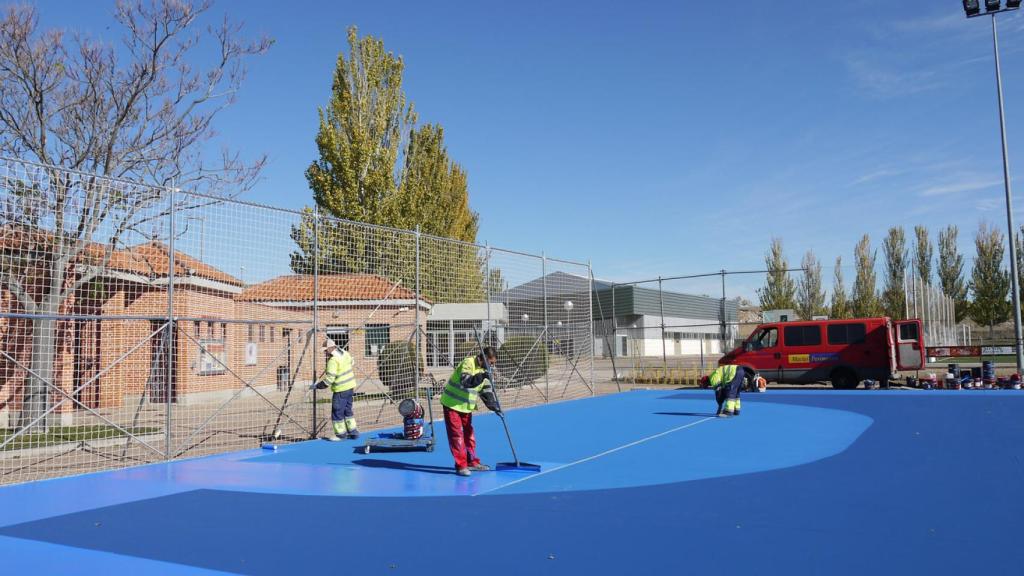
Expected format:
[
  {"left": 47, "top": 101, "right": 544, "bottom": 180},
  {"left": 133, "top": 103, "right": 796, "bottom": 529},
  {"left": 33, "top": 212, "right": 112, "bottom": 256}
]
[
  {"left": 0, "top": 157, "right": 593, "bottom": 485},
  {"left": 593, "top": 271, "right": 747, "bottom": 388}
]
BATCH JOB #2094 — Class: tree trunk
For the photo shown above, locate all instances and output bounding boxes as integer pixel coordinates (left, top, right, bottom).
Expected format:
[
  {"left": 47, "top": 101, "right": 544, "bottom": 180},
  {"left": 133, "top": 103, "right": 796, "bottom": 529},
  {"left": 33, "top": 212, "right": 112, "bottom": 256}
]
[{"left": 18, "top": 305, "right": 59, "bottom": 431}]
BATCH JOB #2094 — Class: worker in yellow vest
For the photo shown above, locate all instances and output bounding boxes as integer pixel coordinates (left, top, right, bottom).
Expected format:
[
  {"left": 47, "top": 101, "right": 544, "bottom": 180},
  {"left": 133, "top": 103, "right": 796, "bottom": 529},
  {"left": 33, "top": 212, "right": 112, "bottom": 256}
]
[
  {"left": 441, "top": 347, "right": 501, "bottom": 476},
  {"left": 317, "top": 338, "right": 359, "bottom": 440},
  {"left": 705, "top": 363, "right": 745, "bottom": 417}
]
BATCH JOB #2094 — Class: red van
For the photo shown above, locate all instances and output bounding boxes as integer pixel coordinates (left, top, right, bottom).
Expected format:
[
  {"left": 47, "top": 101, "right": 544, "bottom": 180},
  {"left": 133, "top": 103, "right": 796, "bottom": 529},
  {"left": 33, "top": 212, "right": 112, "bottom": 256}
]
[{"left": 718, "top": 317, "right": 925, "bottom": 389}]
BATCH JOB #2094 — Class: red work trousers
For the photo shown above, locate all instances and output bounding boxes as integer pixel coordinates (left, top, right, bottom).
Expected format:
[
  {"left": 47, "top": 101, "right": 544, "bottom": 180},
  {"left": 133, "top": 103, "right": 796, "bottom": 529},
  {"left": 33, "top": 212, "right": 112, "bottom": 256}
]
[{"left": 443, "top": 406, "right": 481, "bottom": 469}]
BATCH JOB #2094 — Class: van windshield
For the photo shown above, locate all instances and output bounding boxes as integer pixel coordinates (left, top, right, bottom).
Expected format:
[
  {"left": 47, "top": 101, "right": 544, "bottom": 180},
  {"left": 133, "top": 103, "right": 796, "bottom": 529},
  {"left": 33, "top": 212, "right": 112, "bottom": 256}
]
[{"left": 748, "top": 327, "right": 778, "bottom": 350}]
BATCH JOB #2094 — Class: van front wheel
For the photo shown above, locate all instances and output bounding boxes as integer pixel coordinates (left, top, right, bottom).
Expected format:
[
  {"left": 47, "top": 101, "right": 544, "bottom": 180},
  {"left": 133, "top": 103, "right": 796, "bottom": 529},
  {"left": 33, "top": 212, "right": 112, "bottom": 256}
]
[{"left": 831, "top": 369, "right": 859, "bottom": 390}]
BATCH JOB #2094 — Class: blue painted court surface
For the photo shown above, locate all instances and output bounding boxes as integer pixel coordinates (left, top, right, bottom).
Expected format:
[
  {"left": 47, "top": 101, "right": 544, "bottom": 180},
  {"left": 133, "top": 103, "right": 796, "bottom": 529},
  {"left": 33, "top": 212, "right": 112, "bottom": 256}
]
[{"left": 2, "top": 389, "right": 1023, "bottom": 575}]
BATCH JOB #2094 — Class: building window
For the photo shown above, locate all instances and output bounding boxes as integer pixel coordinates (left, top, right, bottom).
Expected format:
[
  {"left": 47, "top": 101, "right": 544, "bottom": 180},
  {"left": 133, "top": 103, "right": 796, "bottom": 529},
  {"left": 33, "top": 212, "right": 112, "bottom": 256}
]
[
  {"left": 827, "top": 323, "right": 866, "bottom": 345},
  {"left": 221, "top": 322, "right": 227, "bottom": 339},
  {"left": 247, "top": 325, "right": 254, "bottom": 343},
  {"left": 207, "top": 321, "right": 214, "bottom": 338},
  {"left": 326, "top": 325, "right": 349, "bottom": 351},
  {"left": 194, "top": 321, "right": 200, "bottom": 339},
  {"left": 365, "top": 324, "right": 390, "bottom": 357},
  {"left": 259, "top": 325, "right": 266, "bottom": 342},
  {"left": 270, "top": 326, "right": 275, "bottom": 343}
]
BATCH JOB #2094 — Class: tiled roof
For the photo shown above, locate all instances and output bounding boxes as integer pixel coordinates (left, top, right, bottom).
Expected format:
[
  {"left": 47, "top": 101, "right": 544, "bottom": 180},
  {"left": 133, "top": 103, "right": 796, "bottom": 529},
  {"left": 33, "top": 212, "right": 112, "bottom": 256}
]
[
  {"left": 237, "top": 274, "right": 422, "bottom": 303},
  {"left": 0, "top": 228, "right": 242, "bottom": 287},
  {"left": 101, "top": 242, "right": 244, "bottom": 286}
]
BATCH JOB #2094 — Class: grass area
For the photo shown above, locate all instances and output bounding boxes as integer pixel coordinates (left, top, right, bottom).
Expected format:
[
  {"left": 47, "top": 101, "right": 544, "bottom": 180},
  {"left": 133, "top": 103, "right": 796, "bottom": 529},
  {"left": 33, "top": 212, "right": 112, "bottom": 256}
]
[{"left": 0, "top": 425, "right": 160, "bottom": 451}]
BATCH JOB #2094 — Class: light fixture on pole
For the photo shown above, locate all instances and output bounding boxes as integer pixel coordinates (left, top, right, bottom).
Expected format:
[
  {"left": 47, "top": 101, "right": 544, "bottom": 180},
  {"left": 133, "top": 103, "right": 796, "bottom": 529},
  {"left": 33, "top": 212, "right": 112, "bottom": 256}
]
[{"left": 962, "top": 0, "right": 1024, "bottom": 376}]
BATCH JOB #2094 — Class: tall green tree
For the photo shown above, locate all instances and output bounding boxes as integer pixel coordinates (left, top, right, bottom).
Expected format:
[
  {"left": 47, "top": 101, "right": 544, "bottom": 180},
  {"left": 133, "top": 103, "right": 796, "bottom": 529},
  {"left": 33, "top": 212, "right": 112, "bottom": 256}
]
[
  {"left": 914, "top": 225, "right": 932, "bottom": 285},
  {"left": 831, "top": 256, "right": 850, "bottom": 319},
  {"left": 757, "top": 238, "right": 796, "bottom": 311},
  {"left": 882, "top": 226, "right": 908, "bottom": 319},
  {"left": 938, "top": 225, "right": 969, "bottom": 322},
  {"left": 969, "top": 222, "right": 1011, "bottom": 337},
  {"left": 795, "top": 251, "right": 826, "bottom": 320},
  {"left": 306, "top": 26, "right": 414, "bottom": 225},
  {"left": 851, "top": 234, "right": 881, "bottom": 317},
  {"left": 393, "top": 124, "right": 478, "bottom": 240},
  {"left": 291, "top": 27, "right": 482, "bottom": 302}
]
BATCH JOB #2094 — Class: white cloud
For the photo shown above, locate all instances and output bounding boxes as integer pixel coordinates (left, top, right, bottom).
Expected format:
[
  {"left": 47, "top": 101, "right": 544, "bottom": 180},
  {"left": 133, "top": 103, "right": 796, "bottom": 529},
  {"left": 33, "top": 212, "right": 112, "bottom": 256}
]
[
  {"left": 846, "top": 57, "right": 944, "bottom": 99},
  {"left": 918, "top": 178, "right": 1002, "bottom": 197},
  {"left": 976, "top": 197, "right": 1003, "bottom": 212}
]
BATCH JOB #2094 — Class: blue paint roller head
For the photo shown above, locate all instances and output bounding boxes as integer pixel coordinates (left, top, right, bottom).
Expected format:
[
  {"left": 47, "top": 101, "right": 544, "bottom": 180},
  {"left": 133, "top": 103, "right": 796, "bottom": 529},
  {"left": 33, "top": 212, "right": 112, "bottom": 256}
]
[{"left": 495, "top": 461, "right": 541, "bottom": 472}]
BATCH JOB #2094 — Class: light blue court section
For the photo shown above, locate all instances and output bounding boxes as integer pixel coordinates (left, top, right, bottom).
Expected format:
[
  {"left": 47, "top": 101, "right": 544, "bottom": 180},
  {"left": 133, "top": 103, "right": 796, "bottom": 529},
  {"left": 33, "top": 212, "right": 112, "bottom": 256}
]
[{"left": 0, "top": 391, "right": 872, "bottom": 522}]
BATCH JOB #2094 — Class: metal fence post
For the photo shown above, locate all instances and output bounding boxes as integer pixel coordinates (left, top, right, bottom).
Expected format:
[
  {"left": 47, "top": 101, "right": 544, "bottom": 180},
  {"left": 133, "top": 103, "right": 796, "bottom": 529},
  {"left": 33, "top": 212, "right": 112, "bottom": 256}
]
[
  {"left": 415, "top": 226, "right": 422, "bottom": 406},
  {"left": 588, "top": 260, "right": 595, "bottom": 396},
  {"left": 720, "top": 270, "right": 727, "bottom": 355},
  {"left": 311, "top": 205, "right": 320, "bottom": 438},
  {"left": 165, "top": 184, "right": 176, "bottom": 460},
  {"left": 485, "top": 241, "right": 491, "bottom": 351},
  {"left": 542, "top": 252, "right": 549, "bottom": 401},
  {"left": 658, "top": 276, "right": 667, "bottom": 377}
]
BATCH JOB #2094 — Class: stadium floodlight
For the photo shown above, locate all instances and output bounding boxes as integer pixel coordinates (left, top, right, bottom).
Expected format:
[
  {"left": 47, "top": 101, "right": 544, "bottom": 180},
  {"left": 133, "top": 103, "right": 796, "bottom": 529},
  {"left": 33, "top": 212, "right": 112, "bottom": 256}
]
[
  {"left": 985, "top": 0, "right": 1001, "bottom": 11},
  {"left": 964, "top": 0, "right": 981, "bottom": 15}
]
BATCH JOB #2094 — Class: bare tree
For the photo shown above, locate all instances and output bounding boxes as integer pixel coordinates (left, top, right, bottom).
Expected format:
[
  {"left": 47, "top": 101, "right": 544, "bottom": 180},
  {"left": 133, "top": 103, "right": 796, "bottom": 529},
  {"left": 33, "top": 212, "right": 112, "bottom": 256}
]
[{"left": 0, "top": 1, "right": 271, "bottom": 429}]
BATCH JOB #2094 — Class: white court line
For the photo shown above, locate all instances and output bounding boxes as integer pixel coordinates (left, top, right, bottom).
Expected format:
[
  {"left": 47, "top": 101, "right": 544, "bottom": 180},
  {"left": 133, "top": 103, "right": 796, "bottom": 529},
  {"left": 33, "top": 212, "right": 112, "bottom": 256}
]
[{"left": 473, "top": 416, "right": 717, "bottom": 496}]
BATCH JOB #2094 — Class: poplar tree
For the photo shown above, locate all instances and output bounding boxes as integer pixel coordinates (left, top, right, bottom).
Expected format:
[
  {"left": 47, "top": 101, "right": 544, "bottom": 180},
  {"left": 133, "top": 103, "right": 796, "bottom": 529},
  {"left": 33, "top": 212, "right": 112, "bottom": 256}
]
[
  {"left": 851, "top": 235, "right": 881, "bottom": 317},
  {"left": 795, "top": 251, "right": 826, "bottom": 320},
  {"left": 882, "top": 226, "right": 908, "bottom": 319},
  {"left": 969, "top": 223, "right": 1011, "bottom": 337},
  {"left": 914, "top": 225, "right": 932, "bottom": 285},
  {"left": 757, "top": 238, "right": 796, "bottom": 311},
  {"left": 938, "top": 225, "right": 969, "bottom": 322},
  {"left": 830, "top": 256, "right": 850, "bottom": 319}
]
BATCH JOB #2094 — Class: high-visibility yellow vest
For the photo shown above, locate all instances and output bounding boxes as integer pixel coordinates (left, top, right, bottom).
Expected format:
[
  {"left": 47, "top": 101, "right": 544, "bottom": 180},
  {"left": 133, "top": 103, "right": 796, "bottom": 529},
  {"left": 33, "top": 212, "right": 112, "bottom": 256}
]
[
  {"left": 325, "top": 350, "right": 356, "bottom": 393},
  {"left": 441, "top": 356, "right": 489, "bottom": 414},
  {"left": 708, "top": 364, "right": 738, "bottom": 389}
]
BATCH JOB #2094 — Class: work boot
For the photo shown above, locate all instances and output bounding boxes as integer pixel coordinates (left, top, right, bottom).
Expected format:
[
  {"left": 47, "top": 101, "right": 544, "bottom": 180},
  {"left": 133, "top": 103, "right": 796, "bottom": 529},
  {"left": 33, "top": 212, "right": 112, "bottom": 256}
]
[
  {"left": 456, "top": 468, "right": 471, "bottom": 477},
  {"left": 732, "top": 410, "right": 741, "bottom": 417},
  {"left": 326, "top": 434, "right": 343, "bottom": 442},
  {"left": 348, "top": 430, "right": 360, "bottom": 440},
  {"left": 719, "top": 411, "right": 734, "bottom": 418},
  {"left": 469, "top": 463, "right": 491, "bottom": 471}
]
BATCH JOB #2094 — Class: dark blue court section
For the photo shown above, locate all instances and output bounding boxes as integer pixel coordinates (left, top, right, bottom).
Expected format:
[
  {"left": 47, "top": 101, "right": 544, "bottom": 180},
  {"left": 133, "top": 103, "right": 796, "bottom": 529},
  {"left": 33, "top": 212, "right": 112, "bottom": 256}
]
[{"left": 1, "top": 390, "right": 1023, "bottom": 575}]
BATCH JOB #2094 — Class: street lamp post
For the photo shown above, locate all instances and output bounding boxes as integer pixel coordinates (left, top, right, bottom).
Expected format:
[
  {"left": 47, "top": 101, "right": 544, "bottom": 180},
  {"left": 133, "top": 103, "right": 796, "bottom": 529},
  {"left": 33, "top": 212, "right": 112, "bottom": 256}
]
[{"left": 963, "top": 0, "right": 1024, "bottom": 375}]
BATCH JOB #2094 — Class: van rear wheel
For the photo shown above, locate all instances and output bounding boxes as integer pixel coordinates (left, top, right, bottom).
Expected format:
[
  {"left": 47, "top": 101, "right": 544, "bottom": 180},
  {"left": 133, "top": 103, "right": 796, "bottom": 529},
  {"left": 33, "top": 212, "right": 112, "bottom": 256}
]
[{"left": 831, "top": 369, "right": 859, "bottom": 390}]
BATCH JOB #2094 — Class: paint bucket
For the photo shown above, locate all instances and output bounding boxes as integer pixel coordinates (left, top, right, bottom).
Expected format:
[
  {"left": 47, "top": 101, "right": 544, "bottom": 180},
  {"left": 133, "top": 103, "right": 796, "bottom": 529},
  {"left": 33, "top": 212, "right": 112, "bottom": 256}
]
[
  {"left": 947, "top": 364, "right": 960, "bottom": 380},
  {"left": 982, "top": 361, "right": 996, "bottom": 384}
]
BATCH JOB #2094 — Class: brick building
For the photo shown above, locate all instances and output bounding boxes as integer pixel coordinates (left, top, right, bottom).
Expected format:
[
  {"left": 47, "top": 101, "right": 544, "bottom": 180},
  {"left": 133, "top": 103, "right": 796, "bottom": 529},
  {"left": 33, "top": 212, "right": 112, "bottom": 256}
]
[{"left": 0, "top": 239, "right": 429, "bottom": 427}]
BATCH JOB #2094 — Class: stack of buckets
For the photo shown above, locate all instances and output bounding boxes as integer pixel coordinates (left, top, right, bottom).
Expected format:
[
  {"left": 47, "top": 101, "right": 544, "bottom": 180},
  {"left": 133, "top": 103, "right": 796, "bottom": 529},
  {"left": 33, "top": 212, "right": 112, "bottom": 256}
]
[{"left": 982, "top": 361, "right": 996, "bottom": 389}]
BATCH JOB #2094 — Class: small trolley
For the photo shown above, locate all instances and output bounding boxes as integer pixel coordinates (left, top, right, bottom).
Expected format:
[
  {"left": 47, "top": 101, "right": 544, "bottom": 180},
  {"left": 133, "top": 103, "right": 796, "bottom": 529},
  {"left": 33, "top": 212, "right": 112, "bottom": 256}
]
[{"left": 362, "top": 375, "right": 438, "bottom": 454}]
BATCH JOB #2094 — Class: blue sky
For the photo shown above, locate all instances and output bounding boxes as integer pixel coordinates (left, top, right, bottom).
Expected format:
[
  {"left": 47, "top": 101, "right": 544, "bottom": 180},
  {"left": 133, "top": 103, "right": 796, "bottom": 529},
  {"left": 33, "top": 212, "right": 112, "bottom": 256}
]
[{"left": 34, "top": 0, "right": 1024, "bottom": 297}]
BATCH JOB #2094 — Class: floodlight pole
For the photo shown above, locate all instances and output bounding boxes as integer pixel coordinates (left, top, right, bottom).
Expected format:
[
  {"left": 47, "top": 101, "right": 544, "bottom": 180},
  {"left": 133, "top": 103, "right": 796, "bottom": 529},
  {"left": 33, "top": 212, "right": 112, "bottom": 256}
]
[
  {"left": 991, "top": 12, "right": 1024, "bottom": 375},
  {"left": 966, "top": 4, "right": 1024, "bottom": 375}
]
